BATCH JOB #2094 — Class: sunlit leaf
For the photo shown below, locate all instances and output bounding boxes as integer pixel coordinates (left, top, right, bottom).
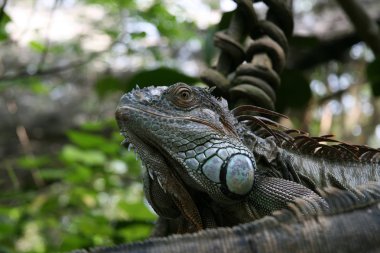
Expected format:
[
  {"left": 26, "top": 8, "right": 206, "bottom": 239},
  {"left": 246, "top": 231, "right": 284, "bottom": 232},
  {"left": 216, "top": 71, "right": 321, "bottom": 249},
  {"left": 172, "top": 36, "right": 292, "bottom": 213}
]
[
  {"left": 80, "top": 122, "right": 105, "bottom": 131},
  {"left": 29, "top": 40, "right": 46, "bottom": 53},
  {"left": 117, "top": 224, "right": 152, "bottom": 242},
  {"left": 61, "top": 234, "right": 89, "bottom": 251},
  {"left": 67, "top": 130, "right": 120, "bottom": 155},
  {"left": 60, "top": 145, "right": 106, "bottom": 166},
  {"left": 64, "top": 165, "right": 93, "bottom": 183},
  {"left": 75, "top": 215, "right": 112, "bottom": 236},
  {"left": 118, "top": 201, "right": 156, "bottom": 220},
  {"left": 39, "top": 169, "right": 66, "bottom": 180},
  {"left": 30, "top": 80, "right": 50, "bottom": 94},
  {"left": 67, "top": 130, "right": 108, "bottom": 148}
]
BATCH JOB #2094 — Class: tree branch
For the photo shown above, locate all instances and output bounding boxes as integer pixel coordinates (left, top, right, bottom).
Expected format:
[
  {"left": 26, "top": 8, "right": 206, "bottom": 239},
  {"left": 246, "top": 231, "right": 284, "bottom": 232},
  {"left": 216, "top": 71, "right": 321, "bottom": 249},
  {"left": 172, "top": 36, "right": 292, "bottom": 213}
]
[
  {"left": 335, "top": 0, "right": 380, "bottom": 56},
  {"left": 289, "top": 33, "right": 359, "bottom": 70},
  {"left": 289, "top": 18, "right": 380, "bottom": 70},
  {"left": 0, "top": 58, "right": 91, "bottom": 82}
]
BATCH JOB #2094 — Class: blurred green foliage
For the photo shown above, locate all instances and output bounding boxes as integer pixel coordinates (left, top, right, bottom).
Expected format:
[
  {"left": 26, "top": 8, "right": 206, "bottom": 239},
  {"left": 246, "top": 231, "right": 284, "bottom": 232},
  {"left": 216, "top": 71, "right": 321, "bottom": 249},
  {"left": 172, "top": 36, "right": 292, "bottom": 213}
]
[
  {"left": 0, "top": 0, "right": 208, "bottom": 251},
  {"left": 0, "top": 12, "right": 10, "bottom": 41},
  {"left": 1, "top": 120, "right": 156, "bottom": 252},
  {"left": 1, "top": 0, "right": 380, "bottom": 252}
]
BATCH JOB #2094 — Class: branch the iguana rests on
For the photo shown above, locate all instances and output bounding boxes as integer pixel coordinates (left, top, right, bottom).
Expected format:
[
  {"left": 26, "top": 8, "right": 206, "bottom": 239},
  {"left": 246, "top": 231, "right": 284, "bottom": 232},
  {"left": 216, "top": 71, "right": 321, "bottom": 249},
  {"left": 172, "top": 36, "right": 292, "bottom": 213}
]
[{"left": 72, "top": 182, "right": 380, "bottom": 253}]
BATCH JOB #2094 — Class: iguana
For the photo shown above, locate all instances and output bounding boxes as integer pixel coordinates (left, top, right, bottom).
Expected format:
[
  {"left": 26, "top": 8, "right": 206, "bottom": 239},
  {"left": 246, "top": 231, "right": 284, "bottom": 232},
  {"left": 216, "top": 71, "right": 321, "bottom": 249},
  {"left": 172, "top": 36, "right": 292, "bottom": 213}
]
[
  {"left": 72, "top": 182, "right": 380, "bottom": 253},
  {"left": 114, "top": 83, "right": 380, "bottom": 233}
]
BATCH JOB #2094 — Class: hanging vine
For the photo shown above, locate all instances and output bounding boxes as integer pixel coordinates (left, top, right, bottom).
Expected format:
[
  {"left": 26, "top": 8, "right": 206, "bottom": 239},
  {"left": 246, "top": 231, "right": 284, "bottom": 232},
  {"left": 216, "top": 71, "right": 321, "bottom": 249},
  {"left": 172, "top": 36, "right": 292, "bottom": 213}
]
[{"left": 201, "top": 0, "right": 293, "bottom": 110}]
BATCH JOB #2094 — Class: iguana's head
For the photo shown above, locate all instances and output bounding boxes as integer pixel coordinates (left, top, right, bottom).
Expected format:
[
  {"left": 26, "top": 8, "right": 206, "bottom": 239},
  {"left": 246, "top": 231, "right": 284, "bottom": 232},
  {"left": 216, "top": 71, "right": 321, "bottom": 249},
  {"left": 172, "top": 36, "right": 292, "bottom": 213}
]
[{"left": 116, "top": 83, "right": 255, "bottom": 203}]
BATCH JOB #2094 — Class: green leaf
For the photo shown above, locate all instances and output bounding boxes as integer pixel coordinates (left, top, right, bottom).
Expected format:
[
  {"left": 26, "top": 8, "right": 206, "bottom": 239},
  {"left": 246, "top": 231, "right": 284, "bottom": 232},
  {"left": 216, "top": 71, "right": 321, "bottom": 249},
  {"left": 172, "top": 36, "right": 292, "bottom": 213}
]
[
  {"left": 61, "top": 234, "right": 89, "bottom": 251},
  {"left": 39, "top": 169, "right": 66, "bottom": 180},
  {"left": 0, "top": 216, "right": 15, "bottom": 239},
  {"left": 67, "top": 130, "right": 108, "bottom": 149},
  {"left": 117, "top": 224, "right": 152, "bottom": 242},
  {"left": 60, "top": 145, "right": 106, "bottom": 166},
  {"left": 80, "top": 121, "right": 104, "bottom": 131},
  {"left": 126, "top": 67, "right": 198, "bottom": 91},
  {"left": 130, "top": 31, "right": 147, "bottom": 39},
  {"left": 18, "top": 155, "right": 50, "bottom": 169},
  {"left": 75, "top": 215, "right": 112, "bottom": 236},
  {"left": 103, "top": 28, "right": 120, "bottom": 40},
  {"left": 81, "top": 119, "right": 117, "bottom": 131},
  {"left": 67, "top": 130, "right": 119, "bottom": 155},
  {"left": 367, "top": 58, "right": 380, "bottom": 97},
  {"left": 29, "top": 40, "right": 46, "bottom": 53},
  {"left": 64, "top": 165, "right": 92, "bottom": 183},
  {"left": 30, "top": 80, "right": 50, "bottom": 94},
  {"left": 0, "top": 12, "right": 11, "bottom": 41},
  {"left": 118, "top": 201, "right": 156, "bottom": 220}
]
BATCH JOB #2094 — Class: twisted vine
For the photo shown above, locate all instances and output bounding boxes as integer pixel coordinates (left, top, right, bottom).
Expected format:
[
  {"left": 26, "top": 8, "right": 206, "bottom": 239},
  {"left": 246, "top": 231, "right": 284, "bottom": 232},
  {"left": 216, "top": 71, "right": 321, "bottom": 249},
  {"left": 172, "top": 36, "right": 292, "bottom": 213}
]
[{"left": 201, "top": 0, "right": 293, "bottom": 110}]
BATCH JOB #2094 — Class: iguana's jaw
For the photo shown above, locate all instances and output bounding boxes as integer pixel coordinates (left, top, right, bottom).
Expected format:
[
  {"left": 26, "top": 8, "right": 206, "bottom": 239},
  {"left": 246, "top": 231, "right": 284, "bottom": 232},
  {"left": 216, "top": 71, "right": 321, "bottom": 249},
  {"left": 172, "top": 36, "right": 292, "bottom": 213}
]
[
  {"left": 115, "top": 86, "right": 193, "bottom": 183},
  {"left": 116, "top": 106, "right": 175, "bottom": 172}
]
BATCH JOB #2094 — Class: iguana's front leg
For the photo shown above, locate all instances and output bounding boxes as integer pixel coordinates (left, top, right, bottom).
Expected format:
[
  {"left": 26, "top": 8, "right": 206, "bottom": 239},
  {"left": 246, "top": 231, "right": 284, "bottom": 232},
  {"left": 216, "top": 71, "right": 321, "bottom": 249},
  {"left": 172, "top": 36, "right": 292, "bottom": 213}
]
[{"left": 247, "top": 176, "right": 328, "bottom": 217}]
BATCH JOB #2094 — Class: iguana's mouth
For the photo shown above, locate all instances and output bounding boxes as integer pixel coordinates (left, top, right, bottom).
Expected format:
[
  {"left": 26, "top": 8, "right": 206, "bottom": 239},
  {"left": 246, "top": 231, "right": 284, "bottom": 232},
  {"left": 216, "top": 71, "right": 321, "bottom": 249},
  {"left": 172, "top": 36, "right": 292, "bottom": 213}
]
[{"left": 116, "top": 105, "right": 183, "bottom": 172}]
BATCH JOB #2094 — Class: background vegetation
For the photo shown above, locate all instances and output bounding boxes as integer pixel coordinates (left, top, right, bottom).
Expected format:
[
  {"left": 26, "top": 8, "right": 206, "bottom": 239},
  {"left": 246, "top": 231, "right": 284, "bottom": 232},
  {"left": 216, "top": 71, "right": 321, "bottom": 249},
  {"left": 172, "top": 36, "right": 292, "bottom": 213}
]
[{"left": 0, "top": 0, "right": 380, "bottom": 252}]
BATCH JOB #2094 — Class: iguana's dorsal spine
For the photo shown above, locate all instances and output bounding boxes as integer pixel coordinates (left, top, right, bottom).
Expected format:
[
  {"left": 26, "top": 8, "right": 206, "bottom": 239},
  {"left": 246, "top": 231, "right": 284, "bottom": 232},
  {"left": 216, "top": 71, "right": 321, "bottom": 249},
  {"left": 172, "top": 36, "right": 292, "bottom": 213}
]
[{"left": 234, "top": 105, "right": 380, "bottom": 189}]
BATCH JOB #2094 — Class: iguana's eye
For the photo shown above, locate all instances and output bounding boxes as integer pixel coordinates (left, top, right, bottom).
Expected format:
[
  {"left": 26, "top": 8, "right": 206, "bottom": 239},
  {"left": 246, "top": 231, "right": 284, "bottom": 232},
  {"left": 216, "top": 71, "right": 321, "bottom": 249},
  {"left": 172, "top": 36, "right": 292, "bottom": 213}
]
[
  {"left": 177, "top": 88, "right": 192, "bottom": 101},
  {"left": 168, "top": 84, "right": 196, "bottom": 107}
]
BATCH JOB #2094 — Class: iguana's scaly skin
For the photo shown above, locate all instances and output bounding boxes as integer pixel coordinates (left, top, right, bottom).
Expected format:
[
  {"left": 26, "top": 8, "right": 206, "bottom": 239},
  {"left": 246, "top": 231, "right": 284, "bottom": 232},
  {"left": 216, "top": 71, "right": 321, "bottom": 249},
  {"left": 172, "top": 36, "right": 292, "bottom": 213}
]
[{"left": 115, "top": 83, "right": 327, "bottom": 232}]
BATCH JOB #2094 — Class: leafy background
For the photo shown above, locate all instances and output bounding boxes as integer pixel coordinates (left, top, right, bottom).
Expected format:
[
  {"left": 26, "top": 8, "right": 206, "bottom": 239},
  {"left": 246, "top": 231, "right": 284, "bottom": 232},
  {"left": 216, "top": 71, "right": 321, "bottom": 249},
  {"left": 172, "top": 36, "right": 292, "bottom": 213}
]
[{"left": 1, "top": 0, "right": 380, "bottom": 252}]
